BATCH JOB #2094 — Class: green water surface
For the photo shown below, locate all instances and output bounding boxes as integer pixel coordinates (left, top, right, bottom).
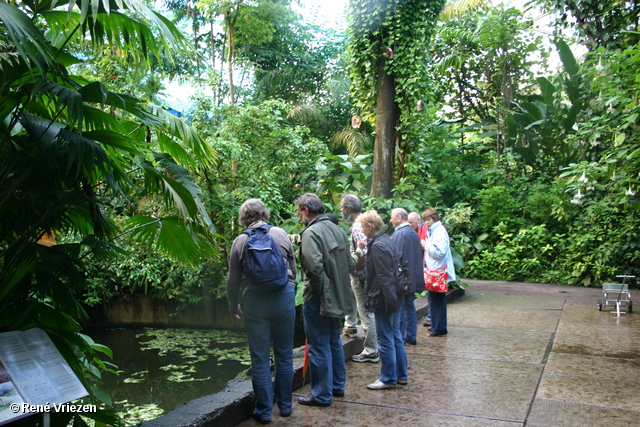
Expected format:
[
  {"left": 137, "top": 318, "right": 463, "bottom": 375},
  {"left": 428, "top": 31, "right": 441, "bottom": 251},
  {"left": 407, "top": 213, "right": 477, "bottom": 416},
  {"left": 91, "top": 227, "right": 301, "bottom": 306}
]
[{"left": 86, "top": 328, "right": 250, "bottom": 425}]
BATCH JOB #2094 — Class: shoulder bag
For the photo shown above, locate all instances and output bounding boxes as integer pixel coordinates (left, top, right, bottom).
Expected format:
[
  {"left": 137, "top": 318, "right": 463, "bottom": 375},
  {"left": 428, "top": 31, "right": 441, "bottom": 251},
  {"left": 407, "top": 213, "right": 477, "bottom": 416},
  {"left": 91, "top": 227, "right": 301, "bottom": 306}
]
[{"left": 424, "top": 268, "right": 448, "bottom": 293}]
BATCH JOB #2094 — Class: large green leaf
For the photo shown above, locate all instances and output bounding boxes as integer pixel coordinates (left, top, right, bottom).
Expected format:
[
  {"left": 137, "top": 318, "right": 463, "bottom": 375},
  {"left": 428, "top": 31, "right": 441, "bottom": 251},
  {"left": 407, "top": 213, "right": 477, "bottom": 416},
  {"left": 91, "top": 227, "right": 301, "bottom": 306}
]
[{"left": 556, "top": 39, "right": 578, "bottom": 77}]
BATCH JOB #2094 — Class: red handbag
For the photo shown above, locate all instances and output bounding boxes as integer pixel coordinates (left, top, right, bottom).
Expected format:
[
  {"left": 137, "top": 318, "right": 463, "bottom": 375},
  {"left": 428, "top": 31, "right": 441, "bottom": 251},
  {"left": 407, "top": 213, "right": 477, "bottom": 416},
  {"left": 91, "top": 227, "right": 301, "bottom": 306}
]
[{"left": 424, "top": 269, "right": 448, "bottom": 293}]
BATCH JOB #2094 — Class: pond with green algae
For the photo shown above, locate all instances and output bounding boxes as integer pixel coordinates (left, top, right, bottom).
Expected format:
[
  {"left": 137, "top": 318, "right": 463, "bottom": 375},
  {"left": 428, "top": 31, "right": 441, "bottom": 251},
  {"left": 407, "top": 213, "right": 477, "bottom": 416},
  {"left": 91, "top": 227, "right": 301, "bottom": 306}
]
[{"left": 86, "top": 327, "right": 250, "bottom": 425}]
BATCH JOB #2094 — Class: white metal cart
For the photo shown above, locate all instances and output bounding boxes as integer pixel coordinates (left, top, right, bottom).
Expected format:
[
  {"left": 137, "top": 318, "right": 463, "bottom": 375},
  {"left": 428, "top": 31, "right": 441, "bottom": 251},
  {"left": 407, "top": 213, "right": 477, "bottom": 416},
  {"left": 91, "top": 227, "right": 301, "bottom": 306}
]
[{"left": 598, "top": 275, "right": 634, "bottom": 316}]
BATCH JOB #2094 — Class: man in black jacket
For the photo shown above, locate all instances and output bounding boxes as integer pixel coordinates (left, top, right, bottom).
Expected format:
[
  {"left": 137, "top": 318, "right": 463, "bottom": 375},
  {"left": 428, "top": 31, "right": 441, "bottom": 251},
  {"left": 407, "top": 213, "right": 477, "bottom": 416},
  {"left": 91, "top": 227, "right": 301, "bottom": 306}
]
[{"left": 359, "top": 210, "right": 408, "bottom": 390}]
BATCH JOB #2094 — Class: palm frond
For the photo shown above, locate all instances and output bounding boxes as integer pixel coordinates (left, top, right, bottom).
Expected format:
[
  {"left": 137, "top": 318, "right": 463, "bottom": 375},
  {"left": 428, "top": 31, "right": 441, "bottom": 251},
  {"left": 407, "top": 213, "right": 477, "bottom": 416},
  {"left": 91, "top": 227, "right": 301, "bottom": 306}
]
[
  {"left": 139, "top": 160, "right": 198, "bottom": 222},
  {"left": 147, "top": 104, "right": 218, "bottom": 168},
  {"left": 56, "top": 128, "right": 118, "bottom": 185},
  {"left": 442, "top": 0, "right": 489, "bottom": 21},
  {"left": 0, "top": 95, "right": 22, "bottom": 127},
  {"left": 64, "top": 0, "right": 190, "bottom": 65},
  {"left": 83, "top": 129, "right": 142, "bottom": 156},
  {"left": 154, "top": 153, "right": 215, "bottom": 233},
  {"left": 123, "top": 215, "right": 212, "bottom": 264},
  {"left": 30, "top": 78, "right": 84, "bottom": 129},
  {"left": 81, "top": 105, "right": 124, "bottom": 132},
  {"left": 155, "top": 216, "right": 210, "bottom": 264},
  {"left": 0, "top": 2, "right": 57, "bottom": 73},
  {"left": 287, "top": 104, "right": 327, "bottom": 127},
  {"left": 122, "top": 214, "right": 160, "bottom": 249},
  {"left": 0, "top": 255, "right": 38, "bottom": 302},
  {"left": 331, "top": 126, "right": 368, "bottom": 157},
  {"left": 19, "top": 112, "right": 65, "bottom": 148},
  {"left": 81, "top": 235, "right": 128, "bottom": 260},
  {"left": 0, "top": 52, "right": 21, "bottom": 71}
]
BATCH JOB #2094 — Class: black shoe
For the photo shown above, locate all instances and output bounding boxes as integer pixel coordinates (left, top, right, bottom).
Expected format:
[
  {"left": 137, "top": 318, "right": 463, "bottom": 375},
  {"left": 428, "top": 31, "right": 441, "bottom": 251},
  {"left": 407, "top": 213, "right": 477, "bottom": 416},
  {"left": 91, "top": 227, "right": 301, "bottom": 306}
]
[
  {"left": 405, "top": 340, "right": 417, "bottom": 345},
  {"left": 280, "top": 411, "right": 291, "bottom": 417},
  {"left": 252, "top": 413, "right": 271, "bottom": 424},
  {"left": 298, "top": 394, "right": 331, "bottom": 407},
  {"left": 333, "top": 390, "right": 344, "bottom": 397},
  {"left": 429, "top": 333, "right": 447, "bottom": 337}
]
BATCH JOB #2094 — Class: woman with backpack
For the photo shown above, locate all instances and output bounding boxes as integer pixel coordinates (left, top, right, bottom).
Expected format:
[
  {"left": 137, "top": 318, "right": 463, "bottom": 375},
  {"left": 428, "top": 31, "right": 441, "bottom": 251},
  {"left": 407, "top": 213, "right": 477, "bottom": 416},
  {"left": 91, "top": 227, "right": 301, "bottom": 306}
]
[{"left": 226, "top": 198, "right": 297, "bottom": 424}]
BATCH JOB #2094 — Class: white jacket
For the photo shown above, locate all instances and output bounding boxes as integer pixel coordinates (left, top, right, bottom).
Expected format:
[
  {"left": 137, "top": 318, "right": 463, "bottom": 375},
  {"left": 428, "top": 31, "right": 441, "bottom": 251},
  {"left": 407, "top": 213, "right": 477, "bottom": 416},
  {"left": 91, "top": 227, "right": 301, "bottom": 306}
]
[{"left": 424, "top": 221, "right": 456, "bottom": 282}]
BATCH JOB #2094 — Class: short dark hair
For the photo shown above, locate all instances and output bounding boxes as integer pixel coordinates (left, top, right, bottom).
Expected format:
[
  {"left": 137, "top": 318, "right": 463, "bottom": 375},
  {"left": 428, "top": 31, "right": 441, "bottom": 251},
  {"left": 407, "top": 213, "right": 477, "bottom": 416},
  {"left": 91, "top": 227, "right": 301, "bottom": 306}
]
[
  {"left": 239, "top": 198, "right": 270, "bottom": 227},
  {"left": 294, "top": 193, "right": 325, "bottom": 215},
  {"left": 325, "top": 213, "right": 339, "bottom": 226},
  {"left": 341, "top": 194, "right": 361, "bottom": 213}
]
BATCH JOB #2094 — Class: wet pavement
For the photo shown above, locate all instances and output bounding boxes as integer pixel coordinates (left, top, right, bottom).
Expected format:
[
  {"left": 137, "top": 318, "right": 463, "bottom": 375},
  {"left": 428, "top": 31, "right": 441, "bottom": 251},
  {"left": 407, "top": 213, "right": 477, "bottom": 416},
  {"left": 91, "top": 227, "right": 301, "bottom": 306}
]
[{"left": 236, "top": 279, "right": 640, "bottom": 426}]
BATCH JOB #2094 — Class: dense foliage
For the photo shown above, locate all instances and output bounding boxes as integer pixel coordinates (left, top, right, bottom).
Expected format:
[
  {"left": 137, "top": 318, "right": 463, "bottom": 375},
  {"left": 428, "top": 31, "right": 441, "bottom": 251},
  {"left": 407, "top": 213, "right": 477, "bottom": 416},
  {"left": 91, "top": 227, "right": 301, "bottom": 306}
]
[
  {"left": 0, "top": 0, "right": 216, "bottom": 424},
  {"left": 3, "top": 0, "right": 640, "bottom": 421}
]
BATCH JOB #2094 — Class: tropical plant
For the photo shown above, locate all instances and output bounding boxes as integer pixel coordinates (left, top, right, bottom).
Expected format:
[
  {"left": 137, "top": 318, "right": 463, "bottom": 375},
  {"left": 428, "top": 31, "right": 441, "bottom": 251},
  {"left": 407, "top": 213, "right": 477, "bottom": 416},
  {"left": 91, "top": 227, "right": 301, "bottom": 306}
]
[
  {"left": 552, "top": 41, "right": 640, "bottom": 285},
  {"left": 189, "top": 99, "right": 325, "bottom": 251},
  {"left": 1, "top": 0, "right": 216, "bottom": 423},
  {"left": 466, "top": 223, "right": 560, "bottom": 282},
  {"left": 316, "top": 153, "right": 373, "bottom": 205},
  {"left": 431, "top": 6, "right": 545, "bottom": 164},
  {"left": 505, "top": 39, "right": 583, "bottom": 174}
]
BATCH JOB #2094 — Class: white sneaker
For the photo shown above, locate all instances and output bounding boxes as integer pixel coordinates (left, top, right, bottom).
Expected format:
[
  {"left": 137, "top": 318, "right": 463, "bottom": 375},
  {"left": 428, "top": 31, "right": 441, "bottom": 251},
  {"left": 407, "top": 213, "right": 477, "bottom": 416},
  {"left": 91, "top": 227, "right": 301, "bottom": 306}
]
[
  {"left": 342, "top": 327, "right": 358, "bottom": 338},
  {"left": 367, "top": 379, "right": 396, "bottom": 390},
  {"left": 351, "top": 352, "right": 379, "bottom": 363}
]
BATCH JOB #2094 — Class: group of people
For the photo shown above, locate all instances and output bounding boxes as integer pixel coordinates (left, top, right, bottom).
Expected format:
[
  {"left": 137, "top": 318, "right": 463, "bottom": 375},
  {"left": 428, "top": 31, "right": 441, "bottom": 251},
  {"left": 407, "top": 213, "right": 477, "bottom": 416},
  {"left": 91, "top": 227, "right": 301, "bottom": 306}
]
[{"left": 225, "top": 193, "right": 456, "bottom": 424}]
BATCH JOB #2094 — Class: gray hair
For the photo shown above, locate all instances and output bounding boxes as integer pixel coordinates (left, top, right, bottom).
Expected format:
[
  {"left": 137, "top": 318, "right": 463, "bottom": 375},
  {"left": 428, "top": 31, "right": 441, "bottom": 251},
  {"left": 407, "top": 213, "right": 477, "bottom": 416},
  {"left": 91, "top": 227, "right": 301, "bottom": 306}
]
[
  {"left": 392, "top": 208, "right": 408, "bottom": 220},
  {"left": 294, "top": 193, "right": 325, "bottom": 215},
  {"left": 239, "top": 198, "right": 270, "bottom": 227},
  {"left": 341, "top": 194, "right": 362, "bottom": 213}
]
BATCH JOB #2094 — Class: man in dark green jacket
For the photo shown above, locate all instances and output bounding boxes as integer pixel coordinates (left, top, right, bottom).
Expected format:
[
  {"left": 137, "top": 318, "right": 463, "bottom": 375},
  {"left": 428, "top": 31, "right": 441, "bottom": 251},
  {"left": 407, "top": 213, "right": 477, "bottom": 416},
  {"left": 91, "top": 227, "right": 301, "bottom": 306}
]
[{"left": 295, "top": 193, "right": 355, "bottom": 407}]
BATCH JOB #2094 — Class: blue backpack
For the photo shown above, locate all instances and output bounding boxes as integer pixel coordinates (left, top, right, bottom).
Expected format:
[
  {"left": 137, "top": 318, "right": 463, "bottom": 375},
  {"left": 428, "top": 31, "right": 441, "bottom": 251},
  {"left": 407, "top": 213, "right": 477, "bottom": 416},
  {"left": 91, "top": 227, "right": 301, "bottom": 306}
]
[{"left": 243, "top": 224, "right": 289, "bottom": 292}]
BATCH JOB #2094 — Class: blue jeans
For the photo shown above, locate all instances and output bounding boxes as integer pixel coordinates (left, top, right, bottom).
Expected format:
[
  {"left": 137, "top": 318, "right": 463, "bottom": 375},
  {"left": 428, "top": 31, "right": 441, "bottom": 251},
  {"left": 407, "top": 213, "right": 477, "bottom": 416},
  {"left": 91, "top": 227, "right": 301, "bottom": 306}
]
[
  {"left": 374, "top": 309, "right": 408, "bottom": 384},
  {"left": 399, "top": 293, "right": 417, "bottom": 342},
  {"left": 303, "top": 295, "right": 346, "bottom": 404},
  {"left": 243, "top": 284, "right": 296, "bottom": 420},
  {"left": 428, "top": 290, "right": 447, "bottom": 335}
]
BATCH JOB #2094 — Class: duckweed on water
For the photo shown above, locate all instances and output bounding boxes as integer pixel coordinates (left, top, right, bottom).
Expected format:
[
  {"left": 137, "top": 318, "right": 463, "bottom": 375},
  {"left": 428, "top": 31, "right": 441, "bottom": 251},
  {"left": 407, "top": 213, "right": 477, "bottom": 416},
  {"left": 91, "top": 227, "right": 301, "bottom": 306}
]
[
  {"left": 117, "top": 401, "right": 165, "bottom": 423},
  {"left": 128, "top": 328, "right": 251, "bottom": 383},
  {"left": 122, "top": 370, "right": 148, "bottom": 384},
  {"left": 167, "top": 371, "right": 211, "bottom": 382}
]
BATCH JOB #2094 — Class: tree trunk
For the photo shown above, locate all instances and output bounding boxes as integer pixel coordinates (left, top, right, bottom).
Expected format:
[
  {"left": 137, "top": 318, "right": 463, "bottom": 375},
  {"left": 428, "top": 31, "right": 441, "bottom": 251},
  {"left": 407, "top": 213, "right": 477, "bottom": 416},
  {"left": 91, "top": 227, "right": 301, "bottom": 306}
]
[
  {"left": 224, "top": 11, "right": 235, "bottom": 106},
  {"left": 370, "top": 56, "right": 397, "bottom": 199}
]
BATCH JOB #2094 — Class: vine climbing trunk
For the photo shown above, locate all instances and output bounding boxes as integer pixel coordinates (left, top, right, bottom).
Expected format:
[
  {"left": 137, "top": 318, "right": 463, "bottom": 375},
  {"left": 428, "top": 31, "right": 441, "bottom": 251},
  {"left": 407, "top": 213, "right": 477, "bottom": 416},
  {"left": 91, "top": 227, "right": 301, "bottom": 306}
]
[{"left": 371, "top": 56, "right": 397, "bottom": 199}]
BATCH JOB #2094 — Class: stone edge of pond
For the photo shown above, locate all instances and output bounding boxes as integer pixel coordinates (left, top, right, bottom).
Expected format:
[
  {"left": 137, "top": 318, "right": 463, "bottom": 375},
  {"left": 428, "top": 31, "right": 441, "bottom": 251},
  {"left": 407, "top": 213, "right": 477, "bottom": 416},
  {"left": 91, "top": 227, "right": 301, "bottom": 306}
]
[{"left": 135, "top": 288, "right": 464, "bottom": 427}]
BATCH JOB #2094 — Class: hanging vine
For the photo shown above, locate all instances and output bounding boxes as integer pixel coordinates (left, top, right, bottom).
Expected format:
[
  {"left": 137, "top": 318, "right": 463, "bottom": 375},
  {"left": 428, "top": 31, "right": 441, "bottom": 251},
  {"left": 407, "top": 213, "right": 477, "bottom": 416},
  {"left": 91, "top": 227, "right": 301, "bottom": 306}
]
[{"left": 346, "top": 0, "right": 445, "bottom": 187}]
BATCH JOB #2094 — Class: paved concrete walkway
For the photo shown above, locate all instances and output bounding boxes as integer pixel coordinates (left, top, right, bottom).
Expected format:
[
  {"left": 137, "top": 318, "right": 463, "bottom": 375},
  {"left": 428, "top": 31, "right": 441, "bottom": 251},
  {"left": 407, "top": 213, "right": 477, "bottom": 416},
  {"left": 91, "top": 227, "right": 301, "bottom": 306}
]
[{"left": 237, "top": 279, "right": 640, "bottom": 426}]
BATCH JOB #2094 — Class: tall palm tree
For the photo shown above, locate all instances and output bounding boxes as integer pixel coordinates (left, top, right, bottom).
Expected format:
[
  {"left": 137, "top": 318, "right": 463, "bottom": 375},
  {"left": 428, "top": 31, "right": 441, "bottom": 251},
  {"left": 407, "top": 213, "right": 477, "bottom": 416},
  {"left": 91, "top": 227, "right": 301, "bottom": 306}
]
[{"left": 1, "top": 1, "right": 215, "bottom": 423}]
